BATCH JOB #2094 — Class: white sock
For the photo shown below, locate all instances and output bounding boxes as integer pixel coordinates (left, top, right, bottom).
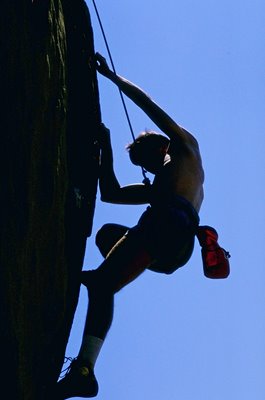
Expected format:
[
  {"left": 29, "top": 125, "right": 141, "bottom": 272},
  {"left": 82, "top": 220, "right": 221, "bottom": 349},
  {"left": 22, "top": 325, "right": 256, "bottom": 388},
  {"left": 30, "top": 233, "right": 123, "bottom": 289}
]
[{"left": 78, "top": 335, "right": 104, "bottom": 369}]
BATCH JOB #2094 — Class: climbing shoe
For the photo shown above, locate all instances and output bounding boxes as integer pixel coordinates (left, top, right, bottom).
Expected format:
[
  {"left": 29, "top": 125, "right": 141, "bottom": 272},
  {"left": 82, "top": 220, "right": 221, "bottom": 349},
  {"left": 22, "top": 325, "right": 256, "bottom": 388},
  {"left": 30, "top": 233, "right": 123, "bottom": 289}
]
[
  {"left": 196, "top": 225, "right": 230, "bottom": 279},
  {"left": 56, "top": 358, "right": 99, "bottom": 399}
]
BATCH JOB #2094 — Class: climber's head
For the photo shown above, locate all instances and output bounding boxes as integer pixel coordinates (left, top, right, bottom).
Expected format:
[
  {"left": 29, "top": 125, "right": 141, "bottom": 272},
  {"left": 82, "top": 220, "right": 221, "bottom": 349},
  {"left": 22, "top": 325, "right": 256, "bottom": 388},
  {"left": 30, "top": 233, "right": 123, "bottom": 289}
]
[{"left": 126, "top": 130, "right": 169, "bottom": 174}]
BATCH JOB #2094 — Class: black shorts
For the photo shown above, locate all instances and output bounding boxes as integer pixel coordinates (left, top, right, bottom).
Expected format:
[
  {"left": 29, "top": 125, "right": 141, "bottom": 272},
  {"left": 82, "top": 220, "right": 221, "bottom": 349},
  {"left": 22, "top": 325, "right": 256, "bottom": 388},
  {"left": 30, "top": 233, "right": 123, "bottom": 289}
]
[{"left": 127, "top": 195, "right": 199, "bottom": 274}]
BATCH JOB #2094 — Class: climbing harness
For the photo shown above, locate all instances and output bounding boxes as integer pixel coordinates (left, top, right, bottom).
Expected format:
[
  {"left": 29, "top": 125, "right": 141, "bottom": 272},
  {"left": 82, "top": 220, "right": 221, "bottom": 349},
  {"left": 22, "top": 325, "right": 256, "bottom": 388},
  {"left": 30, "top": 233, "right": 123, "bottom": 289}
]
[{"left": 91, "top": 0, "right": 150, "bottom": 185}]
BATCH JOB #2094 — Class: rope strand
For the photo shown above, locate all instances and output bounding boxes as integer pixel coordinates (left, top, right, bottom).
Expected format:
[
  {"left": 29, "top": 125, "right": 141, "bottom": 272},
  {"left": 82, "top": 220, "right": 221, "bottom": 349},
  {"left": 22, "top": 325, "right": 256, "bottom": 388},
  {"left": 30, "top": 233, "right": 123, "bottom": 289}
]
[{"left": 91, "top": 0, "right": 150, "bottom": 184}]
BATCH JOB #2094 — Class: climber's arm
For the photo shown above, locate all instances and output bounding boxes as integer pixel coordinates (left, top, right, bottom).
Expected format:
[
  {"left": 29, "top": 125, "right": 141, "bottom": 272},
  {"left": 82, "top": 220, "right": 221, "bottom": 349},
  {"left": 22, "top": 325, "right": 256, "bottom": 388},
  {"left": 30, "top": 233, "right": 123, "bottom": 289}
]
[
  {"left": 98, "top": 124, "right": 151, "bottom": 205},
  {"left": 95, "top": 53, "right": 196, "bottom": 146}
]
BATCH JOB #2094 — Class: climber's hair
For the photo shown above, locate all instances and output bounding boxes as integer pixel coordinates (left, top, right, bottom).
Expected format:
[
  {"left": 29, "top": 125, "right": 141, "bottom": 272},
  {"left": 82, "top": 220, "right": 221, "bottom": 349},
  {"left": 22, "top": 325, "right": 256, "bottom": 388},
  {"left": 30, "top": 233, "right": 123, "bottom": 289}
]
[{"left": 126, "top": 130, "right": 169, "bottom": 166}]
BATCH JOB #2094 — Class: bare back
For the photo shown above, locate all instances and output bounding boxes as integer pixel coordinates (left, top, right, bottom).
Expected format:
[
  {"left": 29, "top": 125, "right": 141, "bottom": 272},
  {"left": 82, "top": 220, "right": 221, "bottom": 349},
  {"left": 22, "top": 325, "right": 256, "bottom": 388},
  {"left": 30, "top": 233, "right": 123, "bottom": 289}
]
[{"left": 152, "top": 131, "right": 204, "bottom": 212}]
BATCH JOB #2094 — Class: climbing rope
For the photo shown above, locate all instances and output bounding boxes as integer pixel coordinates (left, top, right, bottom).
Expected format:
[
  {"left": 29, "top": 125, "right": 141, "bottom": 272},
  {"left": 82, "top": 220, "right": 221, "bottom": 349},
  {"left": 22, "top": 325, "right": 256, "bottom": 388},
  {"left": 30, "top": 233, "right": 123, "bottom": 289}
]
[{"left": 91, "top": 0, "right": 150, "bottom": 185}]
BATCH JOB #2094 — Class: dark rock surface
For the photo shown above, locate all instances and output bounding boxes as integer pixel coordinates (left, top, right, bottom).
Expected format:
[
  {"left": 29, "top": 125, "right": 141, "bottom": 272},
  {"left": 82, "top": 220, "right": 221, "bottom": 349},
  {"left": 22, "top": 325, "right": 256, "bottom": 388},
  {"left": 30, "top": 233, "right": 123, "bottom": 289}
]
[{"left": 0, "top": 1, "right": 101, "bottom": 398}]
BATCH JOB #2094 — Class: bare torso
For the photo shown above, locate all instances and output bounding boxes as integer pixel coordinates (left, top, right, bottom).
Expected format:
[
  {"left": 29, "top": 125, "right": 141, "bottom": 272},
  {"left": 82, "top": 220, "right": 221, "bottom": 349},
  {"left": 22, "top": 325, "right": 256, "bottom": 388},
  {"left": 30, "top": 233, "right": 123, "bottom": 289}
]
[{"left": 152, "top": 134, "right": 204, "bottom": 213}]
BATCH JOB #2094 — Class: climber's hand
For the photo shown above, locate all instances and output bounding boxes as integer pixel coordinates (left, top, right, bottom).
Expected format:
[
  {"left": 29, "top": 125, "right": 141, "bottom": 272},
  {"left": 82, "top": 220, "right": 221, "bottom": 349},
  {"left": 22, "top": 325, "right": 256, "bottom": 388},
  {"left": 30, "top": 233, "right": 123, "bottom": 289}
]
[
  {"left": 95, "top": 53, "right": 112, "bottom": 77},
  {"left": 98, "top": 123, "right": 111, "bottom": 149}
]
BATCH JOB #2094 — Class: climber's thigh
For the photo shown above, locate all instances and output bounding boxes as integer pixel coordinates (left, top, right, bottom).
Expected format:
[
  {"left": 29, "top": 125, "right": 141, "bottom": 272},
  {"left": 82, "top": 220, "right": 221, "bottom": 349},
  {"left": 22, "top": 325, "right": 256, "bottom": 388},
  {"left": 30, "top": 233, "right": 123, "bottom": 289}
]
[{"left": 95, "top": 232, "right": 153, "bottom": 293}]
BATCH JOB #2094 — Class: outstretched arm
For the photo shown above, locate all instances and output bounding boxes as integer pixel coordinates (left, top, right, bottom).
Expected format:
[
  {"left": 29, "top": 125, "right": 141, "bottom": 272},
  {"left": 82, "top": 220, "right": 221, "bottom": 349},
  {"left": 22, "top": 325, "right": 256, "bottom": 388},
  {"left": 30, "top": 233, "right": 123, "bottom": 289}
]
[
  {"left": 95, "top": 53, "right": 194, "bottom": 145},
  {"left": 98, "top": 124, "right": 151, "bottom": 205}
]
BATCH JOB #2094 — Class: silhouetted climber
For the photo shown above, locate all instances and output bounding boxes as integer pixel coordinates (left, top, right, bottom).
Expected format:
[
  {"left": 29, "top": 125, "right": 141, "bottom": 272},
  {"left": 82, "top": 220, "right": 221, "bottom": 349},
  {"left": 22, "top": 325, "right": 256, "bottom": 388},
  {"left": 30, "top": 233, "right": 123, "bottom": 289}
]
[{"left": 56, "top": 53, "right": 229, "bottom": 398}]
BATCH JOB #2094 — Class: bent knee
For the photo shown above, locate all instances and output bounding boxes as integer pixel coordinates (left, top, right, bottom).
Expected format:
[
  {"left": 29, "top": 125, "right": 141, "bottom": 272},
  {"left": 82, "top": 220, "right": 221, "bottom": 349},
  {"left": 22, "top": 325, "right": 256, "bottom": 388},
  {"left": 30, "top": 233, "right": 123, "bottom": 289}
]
[
  {"left": 86, "top": 269, "right": 117, "bottom": 296},
  {"left": 95, "top": 223, "right": 129, "bottom": 257},
  {"left": 95, "top": 224, "right": 114, "bottom": 246}
]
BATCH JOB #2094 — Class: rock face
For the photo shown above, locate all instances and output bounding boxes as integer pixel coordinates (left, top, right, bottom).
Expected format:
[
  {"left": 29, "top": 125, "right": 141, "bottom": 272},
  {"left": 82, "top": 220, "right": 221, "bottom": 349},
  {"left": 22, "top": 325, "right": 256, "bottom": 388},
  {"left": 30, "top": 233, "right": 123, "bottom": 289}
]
[{"left": 0, "top": 1, "right": 101, "bottom": 398}]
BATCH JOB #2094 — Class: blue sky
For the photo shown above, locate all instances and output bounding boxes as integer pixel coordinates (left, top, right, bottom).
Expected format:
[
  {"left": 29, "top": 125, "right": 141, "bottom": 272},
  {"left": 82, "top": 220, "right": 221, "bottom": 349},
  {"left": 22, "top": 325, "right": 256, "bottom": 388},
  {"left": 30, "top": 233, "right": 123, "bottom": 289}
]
[{"left": 66, "top": 1, "right": 265, "bottom": 399}]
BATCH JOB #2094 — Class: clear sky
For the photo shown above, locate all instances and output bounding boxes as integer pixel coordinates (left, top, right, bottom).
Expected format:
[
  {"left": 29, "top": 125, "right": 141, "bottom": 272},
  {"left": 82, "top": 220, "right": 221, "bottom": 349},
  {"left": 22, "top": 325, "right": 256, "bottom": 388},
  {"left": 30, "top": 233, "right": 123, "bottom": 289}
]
[{"left": 65, "top": 1, "right": 265, "bottom": 399}]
